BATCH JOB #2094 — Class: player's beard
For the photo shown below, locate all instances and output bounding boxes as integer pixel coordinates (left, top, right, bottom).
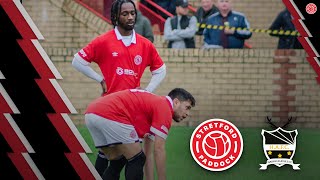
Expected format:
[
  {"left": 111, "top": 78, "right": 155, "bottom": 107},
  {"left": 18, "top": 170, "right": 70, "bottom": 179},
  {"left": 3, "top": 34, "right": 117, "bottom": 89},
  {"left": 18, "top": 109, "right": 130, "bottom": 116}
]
[
  {"left": 118, "top": 20, "right": 135, "bottom": 31},
  {"left": 173, "top": 113, "right": 183, "bottom": 123}
]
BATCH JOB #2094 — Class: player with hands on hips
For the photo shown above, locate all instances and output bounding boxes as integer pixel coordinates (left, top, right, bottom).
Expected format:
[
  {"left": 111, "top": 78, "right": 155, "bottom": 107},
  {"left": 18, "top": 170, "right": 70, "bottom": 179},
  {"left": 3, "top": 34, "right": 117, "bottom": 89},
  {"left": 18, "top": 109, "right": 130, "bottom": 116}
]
[{"left": 71, "top": 0, "right": 166, "bottom": 179}]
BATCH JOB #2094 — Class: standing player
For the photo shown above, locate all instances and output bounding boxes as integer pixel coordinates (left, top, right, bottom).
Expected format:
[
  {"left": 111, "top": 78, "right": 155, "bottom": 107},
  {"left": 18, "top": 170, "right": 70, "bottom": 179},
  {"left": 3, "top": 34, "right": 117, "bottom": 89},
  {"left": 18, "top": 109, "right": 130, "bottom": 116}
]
[
  {"left": 72, "top": 0, "right": 166, "bottom": 178},
  {"left": 85, "top": 88, "right": 196, "bottom": 180}
]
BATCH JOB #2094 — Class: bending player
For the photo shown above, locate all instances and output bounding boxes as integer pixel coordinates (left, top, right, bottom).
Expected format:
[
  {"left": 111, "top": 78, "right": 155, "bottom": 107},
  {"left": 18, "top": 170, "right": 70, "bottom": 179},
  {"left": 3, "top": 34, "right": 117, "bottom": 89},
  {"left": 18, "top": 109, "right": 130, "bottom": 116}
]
[{"left": 85, "top": 88, "right": 196, "bottom": 180}]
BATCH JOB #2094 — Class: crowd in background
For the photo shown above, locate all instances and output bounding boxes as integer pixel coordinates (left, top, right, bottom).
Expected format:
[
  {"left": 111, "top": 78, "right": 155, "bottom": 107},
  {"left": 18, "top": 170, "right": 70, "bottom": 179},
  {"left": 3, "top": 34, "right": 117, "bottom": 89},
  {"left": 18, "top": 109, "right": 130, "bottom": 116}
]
[{"left": 137, "top": 0, "right": 302, "bottom": 50}]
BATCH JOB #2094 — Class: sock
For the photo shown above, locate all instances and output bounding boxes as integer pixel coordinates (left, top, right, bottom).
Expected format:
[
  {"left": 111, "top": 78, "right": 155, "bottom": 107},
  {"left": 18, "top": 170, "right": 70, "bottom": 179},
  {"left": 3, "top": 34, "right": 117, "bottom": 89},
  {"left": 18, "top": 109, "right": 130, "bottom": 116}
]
[
  {"left": 125, "top": 151, "right": 146, "bottom": 180},
  {"left": 102, "top": 155, "right": 127, "bottom": 180},
  {"left": 95, "top": 151, "right": 109, "bottom": 176}
]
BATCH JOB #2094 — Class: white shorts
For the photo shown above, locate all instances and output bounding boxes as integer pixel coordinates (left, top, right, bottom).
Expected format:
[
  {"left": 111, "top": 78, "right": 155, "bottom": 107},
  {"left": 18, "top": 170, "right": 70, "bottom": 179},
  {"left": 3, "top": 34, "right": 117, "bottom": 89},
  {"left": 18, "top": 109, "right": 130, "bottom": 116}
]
[{"left": 85, "top": 113, "right": 140, "bottom": 148}]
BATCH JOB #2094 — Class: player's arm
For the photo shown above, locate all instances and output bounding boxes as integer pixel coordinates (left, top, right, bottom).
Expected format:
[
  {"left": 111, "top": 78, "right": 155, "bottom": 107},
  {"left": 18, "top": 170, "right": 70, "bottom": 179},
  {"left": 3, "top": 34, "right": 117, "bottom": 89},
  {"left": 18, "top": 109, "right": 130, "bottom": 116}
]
[
  {"left": 145, "top": 64, "right": 166, "bottom": 92},
  {"left": 144, "top": 135, "right": 154, "bottom": 180},
  {"left": 154, "top": 135, "right": 166, "bottom": 180},
  {"left": 72, "top": 54, "right": 106, "bottom": 94}
]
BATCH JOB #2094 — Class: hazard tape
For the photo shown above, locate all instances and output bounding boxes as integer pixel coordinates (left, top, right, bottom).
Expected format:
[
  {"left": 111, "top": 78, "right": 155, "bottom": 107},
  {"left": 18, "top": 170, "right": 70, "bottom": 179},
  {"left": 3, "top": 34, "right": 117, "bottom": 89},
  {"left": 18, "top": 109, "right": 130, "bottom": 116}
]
[{"left": 197, "top": 23, "right": 300, "bottom": 36}]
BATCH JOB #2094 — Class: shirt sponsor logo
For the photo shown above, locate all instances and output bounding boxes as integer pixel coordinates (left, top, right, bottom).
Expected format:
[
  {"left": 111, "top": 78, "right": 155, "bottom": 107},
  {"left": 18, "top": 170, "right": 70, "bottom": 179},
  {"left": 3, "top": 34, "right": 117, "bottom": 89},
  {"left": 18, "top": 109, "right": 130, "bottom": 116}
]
[
  {"left": 134, "top": 55, "right": 142, "bottom": 65},
  {"left": 116, "top": 67, "right": 137, "bottom": 77}
]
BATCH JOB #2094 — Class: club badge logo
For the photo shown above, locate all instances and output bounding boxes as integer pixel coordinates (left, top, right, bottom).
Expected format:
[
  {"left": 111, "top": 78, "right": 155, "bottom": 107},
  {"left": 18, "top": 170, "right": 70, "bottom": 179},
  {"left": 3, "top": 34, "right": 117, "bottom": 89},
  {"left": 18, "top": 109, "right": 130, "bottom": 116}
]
[
  {"left": 134, "top": 55, "right": 142, "bottom": 65},
  {"left": 260, "top": 117, "right": 300, "bottom": 170},
  {"left": 306, "top": 3, "right": 317, "bottom": 15},
  {"left": 190, "top": 119, "right": 243, "bottom": 171}
]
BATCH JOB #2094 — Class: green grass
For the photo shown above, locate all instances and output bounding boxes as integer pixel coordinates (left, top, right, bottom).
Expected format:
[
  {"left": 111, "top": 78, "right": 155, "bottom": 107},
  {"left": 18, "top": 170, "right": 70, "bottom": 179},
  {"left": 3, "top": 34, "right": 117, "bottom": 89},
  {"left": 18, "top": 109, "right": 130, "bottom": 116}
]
[{"left": 77, "top": 126, "right": 320, "bottom": 180}]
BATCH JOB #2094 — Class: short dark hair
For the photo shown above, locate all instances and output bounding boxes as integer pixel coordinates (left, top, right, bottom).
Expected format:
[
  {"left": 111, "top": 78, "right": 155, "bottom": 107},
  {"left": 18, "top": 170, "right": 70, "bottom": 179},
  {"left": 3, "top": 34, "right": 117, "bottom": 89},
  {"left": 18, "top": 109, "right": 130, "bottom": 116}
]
[
  {"left": 111, "top": 0, "right": 137, "bottom": 27},
  {"left": 168, "top": 88, "right": 196, "bottom": 107}
]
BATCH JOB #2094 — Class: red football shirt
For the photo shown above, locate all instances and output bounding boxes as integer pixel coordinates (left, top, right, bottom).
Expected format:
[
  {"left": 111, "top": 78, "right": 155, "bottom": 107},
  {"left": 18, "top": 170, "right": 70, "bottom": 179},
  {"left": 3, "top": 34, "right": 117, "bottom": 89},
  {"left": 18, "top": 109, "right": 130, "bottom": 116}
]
[
  {"left": 77, "top": 29, "right": 164, "bottom": 94},
  {"left": 85, "top": 89, "right": 173, "bottom": 139}
]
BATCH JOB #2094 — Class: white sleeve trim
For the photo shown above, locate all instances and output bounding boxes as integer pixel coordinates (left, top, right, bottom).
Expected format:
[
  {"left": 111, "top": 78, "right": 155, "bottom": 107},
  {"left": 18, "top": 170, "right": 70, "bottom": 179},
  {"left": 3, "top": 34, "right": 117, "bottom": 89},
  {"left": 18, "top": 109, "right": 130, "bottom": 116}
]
[
  {"left": 151, "top": 64, "right": 166, "bottom": 75},
  {"left": 74, "top": 53, "right": 90, "bottom": 65},
  {"left": 145, "top": 64, "right": 166, "bottom": 92},
  {"left": 72, "top": 54, "right": 103, "bottom": 83},
  {"left": 150, "top": 126, "right": 167, "bottom": 140}
]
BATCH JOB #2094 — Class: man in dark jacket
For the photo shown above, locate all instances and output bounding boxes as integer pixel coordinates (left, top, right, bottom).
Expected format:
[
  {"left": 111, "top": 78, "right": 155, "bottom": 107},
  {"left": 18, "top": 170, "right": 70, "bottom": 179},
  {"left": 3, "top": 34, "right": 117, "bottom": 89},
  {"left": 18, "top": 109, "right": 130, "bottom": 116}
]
[
  {"left": 269, "top": 8, "right": 303, "bottom": 49},
  {"left": 164, "top": 0, "right": 198, "bottom": 49},
  {"left": 195, "top": 0, "right": 218, "bottom": 35}
]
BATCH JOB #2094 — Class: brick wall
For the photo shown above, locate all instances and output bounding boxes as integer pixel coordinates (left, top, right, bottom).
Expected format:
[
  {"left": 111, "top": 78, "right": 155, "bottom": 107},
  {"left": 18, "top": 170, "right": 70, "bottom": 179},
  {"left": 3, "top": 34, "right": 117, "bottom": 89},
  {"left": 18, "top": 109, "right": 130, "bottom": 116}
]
[
  {"left": 52, "top": 49, "right": 320, "bottom": 128},
  {"left": 22, "top": 0, "right": 320, "bottom": 128}
]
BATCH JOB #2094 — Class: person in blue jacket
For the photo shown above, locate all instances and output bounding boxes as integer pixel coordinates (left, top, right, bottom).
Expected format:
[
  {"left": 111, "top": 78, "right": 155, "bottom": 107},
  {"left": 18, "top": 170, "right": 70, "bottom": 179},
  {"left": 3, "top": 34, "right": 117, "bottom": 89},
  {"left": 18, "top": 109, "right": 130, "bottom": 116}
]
[{"left": 203, "top": 0, "right": 252, "bottom": 49}]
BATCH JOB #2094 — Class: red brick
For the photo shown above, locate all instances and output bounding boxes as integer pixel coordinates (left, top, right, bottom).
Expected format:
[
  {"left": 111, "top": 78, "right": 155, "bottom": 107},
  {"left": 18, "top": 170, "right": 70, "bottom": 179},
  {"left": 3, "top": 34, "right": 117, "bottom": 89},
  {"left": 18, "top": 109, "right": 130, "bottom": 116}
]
[
  {"left": 274, "top": 90, "right": 288, "bottom": 96},
  {"left": 281, "top": 74, "right": 296, "bottom": 79},
  {"left": 275, "top": 50, "right": 285, "bottom": 56},
  {"left": 282, "top": 85, "right": 296, "bottom": 91},
  {"left": 283, "top": 64, "right": 296, "bottom": 68},
  {"left": 275, "top": 49, "right": 296, "bottom": 56},
  {"left": 273, "top": 111, "right": 289, "bottom": 117},
  {"left": 279, "top": 106, "right": 290, "bottom": 111},
  {"left": 273, "top": 57, "right": 289, "bottom": 63},
  {"left": 280, "top": 96, "right": 295, "bottom": 101},
  {"left": 273, "top": 67, "right": 288, "bottom": 74},
  {"left": 272, "top": 101, "right": 288, "bottom": 106},
  {"left": 274, "top": 79, "right": 289, "bottom": 85}
]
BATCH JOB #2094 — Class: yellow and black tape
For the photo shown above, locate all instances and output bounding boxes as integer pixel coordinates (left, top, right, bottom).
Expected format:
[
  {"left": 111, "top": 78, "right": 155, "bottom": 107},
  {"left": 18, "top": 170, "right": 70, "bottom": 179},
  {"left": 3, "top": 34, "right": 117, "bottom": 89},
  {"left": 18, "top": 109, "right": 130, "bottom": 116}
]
[{"left": 197, "top": 23, "right": 300, "bottom": 36}]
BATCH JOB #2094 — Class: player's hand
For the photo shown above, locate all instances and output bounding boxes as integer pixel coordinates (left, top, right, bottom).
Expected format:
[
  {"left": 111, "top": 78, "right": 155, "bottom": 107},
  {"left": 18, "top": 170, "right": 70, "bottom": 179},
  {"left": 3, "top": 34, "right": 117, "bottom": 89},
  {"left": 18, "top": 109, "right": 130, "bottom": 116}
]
[
  {"left": 224, "top": 29, "right": 235, "bottom": 35},
  {"left": 100, "top": 79, "right": 107, "bottom": 96}
]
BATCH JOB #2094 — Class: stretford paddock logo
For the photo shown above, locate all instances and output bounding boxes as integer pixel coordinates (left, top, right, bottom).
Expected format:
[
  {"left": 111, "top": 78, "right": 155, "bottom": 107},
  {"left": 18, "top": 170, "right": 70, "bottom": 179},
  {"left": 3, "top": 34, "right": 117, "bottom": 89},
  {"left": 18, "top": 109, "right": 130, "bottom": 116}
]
[
  {"left": 260, "top": 128, "right": 300, "bottom": 170},
  {"left": 190, "top": 119, "right": 243, "bottom": 171}
]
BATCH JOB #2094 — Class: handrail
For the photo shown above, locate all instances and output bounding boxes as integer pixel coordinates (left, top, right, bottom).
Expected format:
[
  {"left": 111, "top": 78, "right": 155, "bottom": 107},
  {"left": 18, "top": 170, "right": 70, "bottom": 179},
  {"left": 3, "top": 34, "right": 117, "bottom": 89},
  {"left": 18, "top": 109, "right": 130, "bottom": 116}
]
[
  {"left": 244, "top": 42, "right": 252, "bottom": 48},
  {"left": 139, "top": 3, "right": 166, "bottom": 22},
  {"left": 76, "top": 0, "right": 111, "bottom": 24},
  {"left": 188, "top": 5, "right": 197, "bottom": 13},
  {"left": 138, "top": 2, "right": 166, "bottom": 33},
  {"left": 144, "top": 0, "right": 174, "bottom": 17}
]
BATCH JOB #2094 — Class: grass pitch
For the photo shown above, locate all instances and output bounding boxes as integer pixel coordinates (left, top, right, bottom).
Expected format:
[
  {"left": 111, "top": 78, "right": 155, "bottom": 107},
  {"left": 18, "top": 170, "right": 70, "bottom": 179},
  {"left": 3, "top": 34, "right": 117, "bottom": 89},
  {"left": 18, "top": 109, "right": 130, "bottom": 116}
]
[{"left": 77, "top": 126, "right": 320, "bottom": 180}]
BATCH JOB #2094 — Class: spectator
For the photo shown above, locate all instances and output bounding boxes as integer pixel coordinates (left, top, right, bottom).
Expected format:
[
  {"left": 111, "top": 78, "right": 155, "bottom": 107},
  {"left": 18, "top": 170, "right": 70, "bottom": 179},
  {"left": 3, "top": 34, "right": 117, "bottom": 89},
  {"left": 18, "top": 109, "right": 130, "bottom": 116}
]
[
  {"left": 269, "top": 8, "right": 303, "bottom": 49},
  {"left": 133, "top": 0, "right": 154, "bottom": 42},
  {"left": 164, "top": 0, "right": 198, "bottom": 49},
  {"left": 203, "top": 0, "right": 252, "bottom": 49},
  {"left": 195, "top": 0, "right": 218, "bottom": 35},
  {"left": 72, "top": 0, "right": 166, "bottom": 178},
  {"left": 85, "top": 88, "right": 196, "bottom": 180}
]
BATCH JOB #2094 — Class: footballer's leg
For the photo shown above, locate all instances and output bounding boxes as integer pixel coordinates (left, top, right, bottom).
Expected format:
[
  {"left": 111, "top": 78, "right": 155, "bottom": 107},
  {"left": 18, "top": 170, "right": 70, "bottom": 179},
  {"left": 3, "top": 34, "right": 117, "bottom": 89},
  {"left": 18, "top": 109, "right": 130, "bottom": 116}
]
[
  {"left": 117, "top": 142, "right": 145, "bottom": 180},
  {"left": 143, "top": 136, "right": 154, "bottom": 180},
  {"left": 94, "top": 150, "right": 109, "bottom": 176},
  {"left": 101, "top": 147, "right": 126, "bottom": 180}
]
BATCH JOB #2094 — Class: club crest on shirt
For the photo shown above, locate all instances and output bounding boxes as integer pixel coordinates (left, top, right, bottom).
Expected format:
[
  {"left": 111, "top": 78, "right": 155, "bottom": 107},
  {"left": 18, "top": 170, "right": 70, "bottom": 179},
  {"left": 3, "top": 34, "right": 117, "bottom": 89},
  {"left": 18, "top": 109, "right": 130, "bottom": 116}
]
[
  {"left": 130, "top": 130, "right": 137, "bottom": 139},
  {"left": 134, "top": 55, "right": 142, "bottom": 65}
]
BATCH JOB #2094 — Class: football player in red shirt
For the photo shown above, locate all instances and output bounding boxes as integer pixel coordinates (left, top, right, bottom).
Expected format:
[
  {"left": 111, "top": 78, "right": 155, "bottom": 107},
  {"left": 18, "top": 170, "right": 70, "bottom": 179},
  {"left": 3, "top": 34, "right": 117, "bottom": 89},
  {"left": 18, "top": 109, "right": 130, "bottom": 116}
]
[
  {"left": 85, "top": 88, "right": 195, "bottom": 180},
  {"left": 71, "top": 0, "right": 166, "bottom": 178}
]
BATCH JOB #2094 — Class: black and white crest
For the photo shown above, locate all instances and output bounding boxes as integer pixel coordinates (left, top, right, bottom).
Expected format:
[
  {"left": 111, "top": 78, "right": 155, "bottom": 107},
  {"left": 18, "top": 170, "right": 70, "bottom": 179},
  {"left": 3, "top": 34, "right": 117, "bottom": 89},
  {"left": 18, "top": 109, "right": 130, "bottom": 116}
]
[{"left": 260, "top": 127, "right": 300, "bottom": 170}]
